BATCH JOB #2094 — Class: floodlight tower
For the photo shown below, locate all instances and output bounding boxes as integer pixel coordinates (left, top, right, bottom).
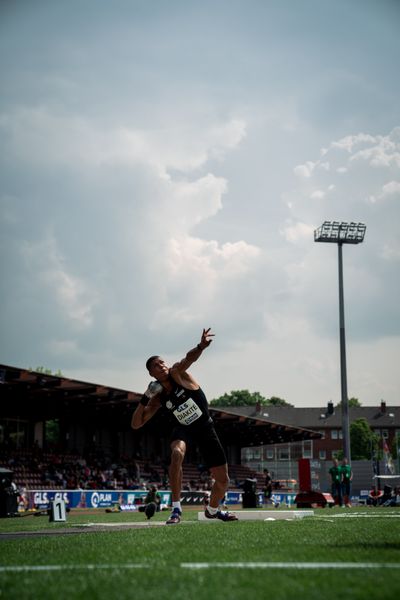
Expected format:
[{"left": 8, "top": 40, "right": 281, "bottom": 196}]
[{"left": 314, "top": 221, "right": 366, "bottom": 463}]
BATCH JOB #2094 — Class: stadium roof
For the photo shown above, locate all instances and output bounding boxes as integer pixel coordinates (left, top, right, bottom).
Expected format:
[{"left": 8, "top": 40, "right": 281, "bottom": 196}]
[
  {"left": 0, "top": 364, "right": 141, "bottom": 422},
  {"left": 0, "top": 364, "right": 320, "bottom": 446},
  {"left": 209, "top": 408, "right": 321, "bottom": 446},
  {"left": 211, "top": 404, "right": 400, "bottom": 430}
]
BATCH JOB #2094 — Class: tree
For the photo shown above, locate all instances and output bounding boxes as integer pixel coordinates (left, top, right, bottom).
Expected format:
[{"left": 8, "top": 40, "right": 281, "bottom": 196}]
[
  {"left": 210, "top": 390, "right": 268, "bottom": 407},
  {"left": 45, "top": 419, "right": 60, "bottom": 446},
  {"left": 30, "top": 366, "right": 63, "bottom": 376},
  {"left": 210, "top": 390, "right": 293, "bottom": 407},
  {"left": 350, "top": 418, "right": 379, "bottom": 460},
  {"left": 266, "top": 396, "right": 293, "bottom": 407},
  {"left": 336, "top": 397, "right": 362, "bottom": 408},
  {"left": 390, "top": 433, "right": 400, "bottom": 460}
]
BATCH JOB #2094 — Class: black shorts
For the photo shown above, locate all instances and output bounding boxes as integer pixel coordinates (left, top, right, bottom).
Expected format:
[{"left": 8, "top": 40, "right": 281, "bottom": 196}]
[{"left": 170, "top": 421, "right": 227, "bottom": 469}]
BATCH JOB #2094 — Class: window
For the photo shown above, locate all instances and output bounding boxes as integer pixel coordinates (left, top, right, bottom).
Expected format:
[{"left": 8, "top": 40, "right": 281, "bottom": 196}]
[
  {"left": 278, "top": 448, "right": 289, "bottom": 460},
  {"left": 331, "top": 430, "right": 338, "bottom": 440},
  {"left": 339, "top": 430, "right": 343, "bottom": 439},
  {"left": 382, "top": 430, "right": 389, "bottom": 439},
  {"left": 266, "top": 449, "right": 274, "bottom": 460},
  {"left": 318, "top": 430, "right": 326, "bottom": 439},
  {"left": 319, "top": 450, "right": 326, "bottom": 460},
  {"left": 302, "top": 441, "right": 312, "bottom": 459}
]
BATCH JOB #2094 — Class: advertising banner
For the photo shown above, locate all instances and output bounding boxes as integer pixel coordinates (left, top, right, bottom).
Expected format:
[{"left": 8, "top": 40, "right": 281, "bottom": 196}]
[
  {"left": 21, "top": 489, "right": 278, "bottom": 510},
  {"left": 22, "top": 490, "right": 172, "bottom": 511}
]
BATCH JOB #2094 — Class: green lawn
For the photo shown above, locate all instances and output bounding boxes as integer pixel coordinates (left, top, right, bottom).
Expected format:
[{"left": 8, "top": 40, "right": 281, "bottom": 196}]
[{"left": 0, "top": 507, "right": 399, "bottom": 599}]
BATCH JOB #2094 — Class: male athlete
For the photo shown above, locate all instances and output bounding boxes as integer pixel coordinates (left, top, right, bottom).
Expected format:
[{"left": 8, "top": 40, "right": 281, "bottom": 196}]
[{"left": 131, "top": 328, "right": 238, "bottom": 525}]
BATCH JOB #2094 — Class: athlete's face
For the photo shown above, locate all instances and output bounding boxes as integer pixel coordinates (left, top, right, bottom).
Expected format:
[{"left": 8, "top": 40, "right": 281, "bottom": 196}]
[{"left": 149, "top": 357, "right": 169, "bottom": 381}]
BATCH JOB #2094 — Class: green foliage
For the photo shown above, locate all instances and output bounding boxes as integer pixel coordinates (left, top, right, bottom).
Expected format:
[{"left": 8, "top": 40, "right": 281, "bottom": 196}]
[
  {"left": 45, "top": 420, "right": 60, "bottom": 445},
  {"left": 30, "top": 366, "right": 63, "bottom": 376},
  {"left": 348, "top": 397, "right": 362, "bottom": 407},
  {"left": 210, "top": 390, "right": 293, "bottom": 407},
  {"left": 336, "top": 397, "right": 362, "bottom": 408},
  {"left": 391, "top": 433, "right": 400, "bottom": 459},
  {"left": 350, "top": 418, "right": 378, "bottom": 460},
  {"left": 267, "top": 396, "right": 294, "bottom": 407},
  {"left": 210, "top": 390, "right": 267, "bottom": 406}
]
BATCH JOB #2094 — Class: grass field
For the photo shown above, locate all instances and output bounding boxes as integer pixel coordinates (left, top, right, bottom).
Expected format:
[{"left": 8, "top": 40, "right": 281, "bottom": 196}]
[{"left": 0, "top": 506, "right": 399, "bottom": 599}]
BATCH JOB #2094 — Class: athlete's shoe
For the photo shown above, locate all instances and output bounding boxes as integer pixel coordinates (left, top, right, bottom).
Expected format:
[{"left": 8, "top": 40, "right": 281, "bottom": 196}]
[
  {"left": 204, "top": 507, "right": 238, "bottom": 521},
  {"left": 166, "top": 508, "right": 182, "bottom": 525}
]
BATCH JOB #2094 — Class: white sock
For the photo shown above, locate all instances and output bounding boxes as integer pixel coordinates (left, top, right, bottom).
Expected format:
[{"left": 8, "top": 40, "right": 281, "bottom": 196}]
[
  {"left": 207, "top": 505, "right": 218, "bottom": 515},
  {"left": 172, "top": 501, "right": 181, "bottom": 511}
]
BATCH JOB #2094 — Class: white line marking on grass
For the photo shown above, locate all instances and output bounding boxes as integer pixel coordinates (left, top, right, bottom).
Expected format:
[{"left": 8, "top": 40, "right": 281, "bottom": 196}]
[
  {"left": 2, "top": 562, "right": 400, "bottom": 574},
  {"left": 0, "top": 564, "right": 150, "bottom": 573},
  {"left": 181, "top": 562, "right": 400, "bottom": 570},
  {"left": 315, "top": 514, "right": 400, "bottom": 519}
]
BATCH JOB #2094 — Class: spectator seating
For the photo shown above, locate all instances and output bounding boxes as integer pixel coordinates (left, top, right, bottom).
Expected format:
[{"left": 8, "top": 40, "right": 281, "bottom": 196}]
[{"left": 0, "top": 449, "right": 263, "bottom": 492}]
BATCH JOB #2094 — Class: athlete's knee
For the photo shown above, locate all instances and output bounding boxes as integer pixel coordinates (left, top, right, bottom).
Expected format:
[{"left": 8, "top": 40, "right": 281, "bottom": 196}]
[
  {"left": 214, "top": 470, "right": 229, "bottom": 488},
  {"left": 170, "top": 445, "right": 185, "bottom": 466}
]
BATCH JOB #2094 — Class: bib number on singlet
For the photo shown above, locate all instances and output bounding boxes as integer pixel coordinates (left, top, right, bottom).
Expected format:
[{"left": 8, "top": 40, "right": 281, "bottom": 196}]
[{"left": 172, "top": 398, "right": 203, "bottom": 426}]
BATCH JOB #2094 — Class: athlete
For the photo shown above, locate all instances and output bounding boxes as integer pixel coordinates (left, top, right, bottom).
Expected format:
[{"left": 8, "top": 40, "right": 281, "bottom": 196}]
[{"left": 131, "top": 328, "right": 238, "bottom": 525}]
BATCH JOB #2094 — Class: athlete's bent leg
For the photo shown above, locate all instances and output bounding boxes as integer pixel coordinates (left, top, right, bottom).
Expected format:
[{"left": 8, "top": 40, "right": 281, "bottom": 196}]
[
  {"left": 169, "top": 440, "right": 186, "bottom": 503},
  {"left": 205, "top": 464, "right": 238, "bottom": 521},
  {"left": 209, "top": 464, "right": 229, "bottom": 509}
]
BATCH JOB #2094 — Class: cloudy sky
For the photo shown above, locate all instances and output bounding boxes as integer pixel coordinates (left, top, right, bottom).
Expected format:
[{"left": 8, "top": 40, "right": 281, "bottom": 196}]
[{"left": 1, "top": 0, "right": 399, "bottom": 407}]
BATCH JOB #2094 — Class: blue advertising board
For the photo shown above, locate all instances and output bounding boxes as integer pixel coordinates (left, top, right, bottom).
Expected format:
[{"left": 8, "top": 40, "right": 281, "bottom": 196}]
[
  {"left": 23, "top": 490, "right": 172, "bottom": 510},
  {"left": 22, "top": 489, "right": 286, "bottom": 510}
]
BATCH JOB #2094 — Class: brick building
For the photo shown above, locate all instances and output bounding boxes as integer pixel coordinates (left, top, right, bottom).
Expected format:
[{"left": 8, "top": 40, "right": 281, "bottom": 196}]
[{"left": 212, "top": 400, "right": 400, "bottom": 463}]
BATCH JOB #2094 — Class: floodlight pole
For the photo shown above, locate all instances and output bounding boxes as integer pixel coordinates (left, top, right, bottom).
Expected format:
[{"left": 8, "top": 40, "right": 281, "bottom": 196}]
[
  {"left": 338, "top": 242, "right": 350, "bottom": 463},
  {"left": 314, "top": 221, "right": 366, "bottom": 465}
]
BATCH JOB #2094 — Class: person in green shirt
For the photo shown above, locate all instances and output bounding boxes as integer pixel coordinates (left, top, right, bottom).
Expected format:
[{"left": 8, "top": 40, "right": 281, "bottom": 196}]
[
  {"left": 329, "top": 458, "right": 342, "bottom": 506},
  {"left": 341, "top": 457, "right": 353, "bottom": 507},
  {"left": 145, "top": 485, "right": 162, "bottom": 509}
]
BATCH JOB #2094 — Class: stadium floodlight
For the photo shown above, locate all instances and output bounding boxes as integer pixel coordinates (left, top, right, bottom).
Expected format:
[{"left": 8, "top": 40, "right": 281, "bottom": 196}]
[
  {"left": 314, "top": 221, "right": 366, "bottom": 244},
  {"left": 314, "top": 221, "right": 366, "bottom": 464}
]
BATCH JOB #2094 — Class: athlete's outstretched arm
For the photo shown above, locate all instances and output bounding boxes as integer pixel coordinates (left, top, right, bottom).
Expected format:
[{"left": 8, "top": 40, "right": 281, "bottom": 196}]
[{"left": 172, "top": 328, "right": 214, "bottom": 374}]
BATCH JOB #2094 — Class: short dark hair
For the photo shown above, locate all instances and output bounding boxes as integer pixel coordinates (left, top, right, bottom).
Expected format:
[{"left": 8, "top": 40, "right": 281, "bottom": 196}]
[{"left": 146, "top": 355, "right": 160, "bottom": 371}]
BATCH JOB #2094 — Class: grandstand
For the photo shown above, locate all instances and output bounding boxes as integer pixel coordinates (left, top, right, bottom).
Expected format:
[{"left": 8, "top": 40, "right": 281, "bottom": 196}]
[
  {"left": 0, "top": 448, "right": 265, "bottom": 493},
  {"left": 0, "top": 364, "right": 319, "bottom": 497}
]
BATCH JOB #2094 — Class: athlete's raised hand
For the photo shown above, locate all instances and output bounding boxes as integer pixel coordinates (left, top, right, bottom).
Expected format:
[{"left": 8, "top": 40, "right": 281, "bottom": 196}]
[{"left": 199, "top": 328, "right": 215, "bottom": 350}]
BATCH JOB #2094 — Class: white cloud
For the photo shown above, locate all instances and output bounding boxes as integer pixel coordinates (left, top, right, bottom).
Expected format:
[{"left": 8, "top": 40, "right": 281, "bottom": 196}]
[
  {"left": 330, "top": 128, "right": 400, "bottom": 169},
  {"left": 310, "top": 190, "right": 325, "bottom": 199},
  {"left": 368, "top": 180, "right": 400, "bottom": 203},
  {"left": 1, "top": 0, "right": 399, "bottom": 410},
  {"left": 281, "top": 221, "right": 315, "bottom": 243},
  {"left": 294, "top": 160, "right": 316, "bottom": 178},
  {"left": 331, "top": 132, "right": 377, "bottom": 153},
  {"left": 381, "top": 180, "right": 400, "bottom": 198},
  {"left": 381, "top": 241, "right": 400, "bottom": 261},
  {"left": 0, "top": 107, "right": 246, "bottom": 178},
  {"left": 21, "top": 235, "right": 98, "bottom": 329}
]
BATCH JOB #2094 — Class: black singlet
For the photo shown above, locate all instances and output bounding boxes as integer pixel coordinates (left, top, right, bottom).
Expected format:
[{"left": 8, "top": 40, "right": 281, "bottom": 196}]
[{"left": 160, "top": 380, "right": 211, "bottom": 428}]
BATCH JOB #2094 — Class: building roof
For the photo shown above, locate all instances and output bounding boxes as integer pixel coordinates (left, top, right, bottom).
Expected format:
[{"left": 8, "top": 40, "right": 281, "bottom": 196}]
[
  {"left": 209, "top": 408, "right": 321, "bottom": 447},
  {"left": 209, "top": 403, "right": 400, "bottom": 430}
]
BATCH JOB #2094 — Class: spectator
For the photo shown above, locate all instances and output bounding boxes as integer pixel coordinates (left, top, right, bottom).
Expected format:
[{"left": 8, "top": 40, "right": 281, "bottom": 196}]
[
  {"left": 329, "top": 458, "right": 342, "bottom": 506},
  {"left": 263, "top": 469, "right": 273, "bottom": 504},
  {"left": 341, "top": 457, "right": 353, "bottom": 507}
]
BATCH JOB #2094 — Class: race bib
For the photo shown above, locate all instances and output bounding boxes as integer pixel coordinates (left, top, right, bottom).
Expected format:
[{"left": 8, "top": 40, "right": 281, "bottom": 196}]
[{"left": 173, "top": 398, "right": 203, "bottom": 426}]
